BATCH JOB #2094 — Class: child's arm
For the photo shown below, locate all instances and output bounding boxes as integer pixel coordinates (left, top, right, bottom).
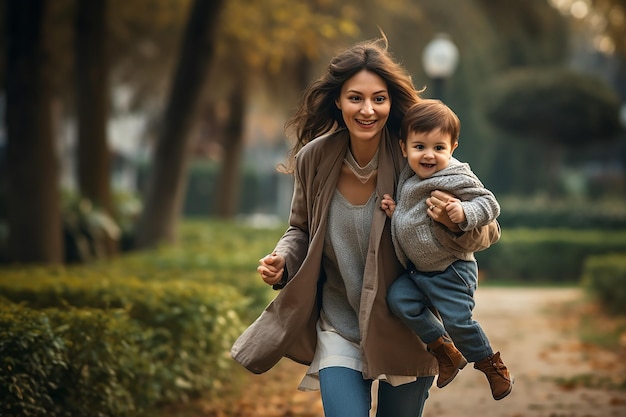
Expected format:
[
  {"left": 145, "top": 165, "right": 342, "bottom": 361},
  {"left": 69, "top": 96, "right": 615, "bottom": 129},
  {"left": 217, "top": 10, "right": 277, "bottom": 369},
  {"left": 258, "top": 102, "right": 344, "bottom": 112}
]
[
  {"left": 381, "top": 193, "right": 396, "bottom": 218},
  {"left": 443, "top": 166, "right": 501, "bottom": 231}
]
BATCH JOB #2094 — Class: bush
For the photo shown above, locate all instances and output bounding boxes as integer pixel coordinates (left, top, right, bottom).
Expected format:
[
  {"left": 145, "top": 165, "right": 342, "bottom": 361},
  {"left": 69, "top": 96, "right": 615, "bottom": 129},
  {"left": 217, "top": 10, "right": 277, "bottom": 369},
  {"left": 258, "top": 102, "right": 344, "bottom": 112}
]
[
  {"left": 476, "top": 228, "right": 626, "bottom": 283},
  {"left": 0, "top": 303, "right": 143, "bottom": 417},
  {"left": 0, "top": 220, "right": 283, "bottom": 416},
  {"left": 582, "top": 254, "right": 626, "bottom": 315},
  {"left": 497, "top": 197, "right": 626, "bottom": 230},
  {"left": 0, "top": 271, "right": 254, "bottom": 407}
]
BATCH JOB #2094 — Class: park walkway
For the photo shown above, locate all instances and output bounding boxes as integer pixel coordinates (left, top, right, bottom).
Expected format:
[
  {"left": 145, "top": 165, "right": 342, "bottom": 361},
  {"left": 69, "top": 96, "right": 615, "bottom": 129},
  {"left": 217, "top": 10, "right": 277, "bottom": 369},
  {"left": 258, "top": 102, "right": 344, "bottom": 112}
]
[{"left": 194, "top": 288, "right": 626, "bottom": 417}]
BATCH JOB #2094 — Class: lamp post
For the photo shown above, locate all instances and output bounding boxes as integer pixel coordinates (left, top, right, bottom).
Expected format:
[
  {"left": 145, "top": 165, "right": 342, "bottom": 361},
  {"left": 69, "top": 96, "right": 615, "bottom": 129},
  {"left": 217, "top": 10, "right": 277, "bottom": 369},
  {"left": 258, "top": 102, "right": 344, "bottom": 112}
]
[{"left": 422, "top": 33, "right": 459, "bottom": 100}]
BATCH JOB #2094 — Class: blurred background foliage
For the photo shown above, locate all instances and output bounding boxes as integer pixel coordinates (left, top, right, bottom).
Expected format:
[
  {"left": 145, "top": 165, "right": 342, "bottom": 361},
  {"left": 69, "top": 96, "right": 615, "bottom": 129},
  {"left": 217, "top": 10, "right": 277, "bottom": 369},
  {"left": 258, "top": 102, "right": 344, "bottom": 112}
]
[{"left": 0, "top": 0, "right": 625, "bottom": 263}]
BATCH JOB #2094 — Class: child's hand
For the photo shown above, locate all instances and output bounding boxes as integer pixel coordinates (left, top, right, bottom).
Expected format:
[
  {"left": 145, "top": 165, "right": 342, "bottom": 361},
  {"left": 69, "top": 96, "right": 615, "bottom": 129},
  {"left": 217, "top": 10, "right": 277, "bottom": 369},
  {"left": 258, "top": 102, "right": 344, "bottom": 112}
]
[
  {"left": 381, "top": 193, "right": 396, "bottom": 218},
  {"left": 445, "top": 198, "right": 466, "bottom": 224}
]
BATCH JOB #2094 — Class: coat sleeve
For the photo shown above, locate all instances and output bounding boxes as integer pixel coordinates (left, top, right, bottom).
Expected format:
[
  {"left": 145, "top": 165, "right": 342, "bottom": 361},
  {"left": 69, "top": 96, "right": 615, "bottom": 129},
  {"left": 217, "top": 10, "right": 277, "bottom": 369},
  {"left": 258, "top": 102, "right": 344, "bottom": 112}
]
[
  {"left": 433, "top": 219, "right": 501, "bottom": 254},
  {"left": 272, "top": 153, "right": 310, "bottom": 288}
]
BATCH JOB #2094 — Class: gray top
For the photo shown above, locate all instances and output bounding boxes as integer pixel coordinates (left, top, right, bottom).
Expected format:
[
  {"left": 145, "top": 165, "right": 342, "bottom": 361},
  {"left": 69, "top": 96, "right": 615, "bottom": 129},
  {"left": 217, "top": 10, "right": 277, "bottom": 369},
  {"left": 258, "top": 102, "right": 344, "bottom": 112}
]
[
  {"left": 392, "top": 157, "right": 500, "bottom": 272},
  {"left": 321, "top": 189, "right": 376, "bottom": 343}
]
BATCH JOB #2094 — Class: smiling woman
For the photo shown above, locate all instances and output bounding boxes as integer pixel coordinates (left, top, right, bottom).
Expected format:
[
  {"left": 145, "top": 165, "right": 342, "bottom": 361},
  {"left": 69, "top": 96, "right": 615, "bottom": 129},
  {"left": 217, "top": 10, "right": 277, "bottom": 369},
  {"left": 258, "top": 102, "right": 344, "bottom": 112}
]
[{"left": 232, "top": 36, "right": 501, "bottom": 417}]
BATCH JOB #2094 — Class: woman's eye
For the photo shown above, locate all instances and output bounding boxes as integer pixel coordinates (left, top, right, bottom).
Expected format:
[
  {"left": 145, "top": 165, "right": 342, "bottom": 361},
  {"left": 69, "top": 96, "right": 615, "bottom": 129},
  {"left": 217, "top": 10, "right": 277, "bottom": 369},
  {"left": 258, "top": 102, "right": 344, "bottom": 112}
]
[
  {"left": 374, "top": 96, "right": 387, "bottom": 103},
  {"left": 349, "top": 96, "right": 362, "bottom": 102}
]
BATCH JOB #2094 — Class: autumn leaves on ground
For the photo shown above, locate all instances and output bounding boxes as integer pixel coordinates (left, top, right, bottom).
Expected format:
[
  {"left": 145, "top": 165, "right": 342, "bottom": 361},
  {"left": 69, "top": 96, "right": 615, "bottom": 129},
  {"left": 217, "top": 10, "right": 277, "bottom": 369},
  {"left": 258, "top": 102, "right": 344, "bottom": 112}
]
[{"left": 170, "top": 288, "right": 626, "bottom": 417}]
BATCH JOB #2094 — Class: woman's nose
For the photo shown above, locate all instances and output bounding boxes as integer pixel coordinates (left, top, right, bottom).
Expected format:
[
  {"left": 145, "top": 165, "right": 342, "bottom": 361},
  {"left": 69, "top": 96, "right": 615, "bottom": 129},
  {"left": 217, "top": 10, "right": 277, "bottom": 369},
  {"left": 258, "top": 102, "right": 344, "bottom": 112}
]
[{"left": 360, "top": 100, "right": 374, "bottom": 115}]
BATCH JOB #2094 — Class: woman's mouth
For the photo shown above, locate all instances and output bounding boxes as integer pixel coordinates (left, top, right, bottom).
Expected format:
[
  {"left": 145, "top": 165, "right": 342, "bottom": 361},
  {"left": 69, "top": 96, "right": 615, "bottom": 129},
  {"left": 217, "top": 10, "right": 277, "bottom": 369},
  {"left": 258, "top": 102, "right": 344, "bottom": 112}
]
[{"left": 356, "top": 119, "right": 376, "bottom": 126}]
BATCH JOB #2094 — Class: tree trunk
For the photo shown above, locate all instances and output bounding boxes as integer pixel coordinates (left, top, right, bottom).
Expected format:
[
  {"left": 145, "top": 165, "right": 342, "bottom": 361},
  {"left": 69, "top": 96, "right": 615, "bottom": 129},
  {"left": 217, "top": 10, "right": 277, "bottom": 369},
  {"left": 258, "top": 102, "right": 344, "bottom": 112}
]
[
  {"left": 4, "top": 0, "right": 63, "bottom": 264},
  {"left": 75, "top": 0, "right": 112, "bottom": 213},
  {"left": 134, "top": 0, "right": 226, "bottom": 249},
  {"left": 215, "top": 82, "right": 246, "bottom": 218},
  {"left": 74, "top": 0, "right": 118, "bottom": 258}
]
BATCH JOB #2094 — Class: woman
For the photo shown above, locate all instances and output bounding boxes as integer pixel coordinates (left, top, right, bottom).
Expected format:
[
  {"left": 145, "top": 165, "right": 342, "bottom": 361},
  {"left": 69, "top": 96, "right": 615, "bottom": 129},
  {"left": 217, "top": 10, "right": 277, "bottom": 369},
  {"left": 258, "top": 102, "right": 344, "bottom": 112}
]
[{"left": 231, "top": 37, "right": 500, "bottom": 417}]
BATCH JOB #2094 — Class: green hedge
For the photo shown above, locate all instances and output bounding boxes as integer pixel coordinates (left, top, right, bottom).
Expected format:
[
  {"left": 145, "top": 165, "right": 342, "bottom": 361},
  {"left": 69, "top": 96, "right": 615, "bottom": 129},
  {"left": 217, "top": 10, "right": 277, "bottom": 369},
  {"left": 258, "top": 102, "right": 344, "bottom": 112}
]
[
  {"left": 0, "top": 281, "right": 249, "bottom": 415},
  {"left": 582, "top": 254, "right": 626, "bottom": 315},
  {"left": 475, "top": 228, "right": 626, "bottom": 283},
  {"left": 497, "top": 198, "right": 626, "bottom": 230},
  {"left": 1, "top": 303, "right": 145, "bottom": 416},
  {"left": 0, "top": 220, "right": 283, "bottom": 416},
  {"left": 498, "top": 197, "right": 626, "bottom": 231}
]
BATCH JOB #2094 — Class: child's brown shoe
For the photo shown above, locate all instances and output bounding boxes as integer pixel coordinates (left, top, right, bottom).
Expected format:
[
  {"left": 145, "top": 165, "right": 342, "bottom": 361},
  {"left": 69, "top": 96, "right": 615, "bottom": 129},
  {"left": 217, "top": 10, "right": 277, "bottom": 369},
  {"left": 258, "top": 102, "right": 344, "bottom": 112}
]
[
  {"left": 427, "top": 335, "right": 468, "bottom": 388},
  {"left": 473, "top": 351, "right": 513, "bottom": 400}
]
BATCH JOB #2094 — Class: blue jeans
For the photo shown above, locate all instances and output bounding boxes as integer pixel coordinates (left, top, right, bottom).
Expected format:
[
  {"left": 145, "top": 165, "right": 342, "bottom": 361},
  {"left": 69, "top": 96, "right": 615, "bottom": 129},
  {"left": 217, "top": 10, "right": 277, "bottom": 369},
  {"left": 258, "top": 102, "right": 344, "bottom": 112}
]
[
  {"left": 387, "top": 260, "right": 492, "bottom": 363},
  {"left": 319, "top": 367, "right": 434, "bottom": 417}
]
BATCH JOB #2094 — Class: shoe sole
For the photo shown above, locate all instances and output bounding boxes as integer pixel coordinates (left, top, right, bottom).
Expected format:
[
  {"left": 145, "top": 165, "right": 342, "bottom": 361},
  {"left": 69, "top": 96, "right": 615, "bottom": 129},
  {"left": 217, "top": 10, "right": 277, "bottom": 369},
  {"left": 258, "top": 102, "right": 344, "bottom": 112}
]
[{"left": 437, "top": 358, "right": 468, "bottom": 388}]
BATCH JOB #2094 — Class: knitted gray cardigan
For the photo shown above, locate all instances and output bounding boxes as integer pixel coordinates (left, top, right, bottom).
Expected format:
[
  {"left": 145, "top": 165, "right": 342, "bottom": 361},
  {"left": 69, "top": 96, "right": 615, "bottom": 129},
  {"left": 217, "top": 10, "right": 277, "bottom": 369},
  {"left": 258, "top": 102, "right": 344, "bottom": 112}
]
[{"left": 391, "top": 157, "right": 500, "bottom": 272}]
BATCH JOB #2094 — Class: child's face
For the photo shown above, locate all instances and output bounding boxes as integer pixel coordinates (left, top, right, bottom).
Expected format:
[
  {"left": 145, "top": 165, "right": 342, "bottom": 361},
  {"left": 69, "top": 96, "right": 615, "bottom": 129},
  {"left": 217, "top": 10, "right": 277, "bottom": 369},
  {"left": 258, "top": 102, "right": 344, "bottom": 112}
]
[{"left": 400, "top": 128, "right": 458, "bottom": 179}]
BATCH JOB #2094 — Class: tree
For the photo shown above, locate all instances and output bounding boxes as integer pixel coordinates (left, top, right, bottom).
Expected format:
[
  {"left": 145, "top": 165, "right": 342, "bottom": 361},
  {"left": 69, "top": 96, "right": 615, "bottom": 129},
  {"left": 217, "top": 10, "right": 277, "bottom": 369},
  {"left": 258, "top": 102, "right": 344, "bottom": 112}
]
[
  {"left": 484, "top": 68, "right": 623, "bottom": 194},
  {"left": 71, "top": 0, "right": 121, "bottom": 260},
  {"left": 133, "top": 0, "right": 226, "bottom": 249},
  {"left": 75, "top": 0, "right": 112, "bottom": 213},
  {"left": 4, "top": 0, "right": 63, "bottom": 263}
]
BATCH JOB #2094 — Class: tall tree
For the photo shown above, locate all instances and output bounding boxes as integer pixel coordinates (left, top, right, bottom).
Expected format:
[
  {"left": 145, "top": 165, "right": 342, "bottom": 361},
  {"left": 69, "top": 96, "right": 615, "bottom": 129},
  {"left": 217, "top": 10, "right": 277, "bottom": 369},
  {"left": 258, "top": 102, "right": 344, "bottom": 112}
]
[
  {"left": 4, "top": 0, "right": 62, "bottom": 263},
  {"left": 133, "top": 0, "right": 226, "bottom": 248},
  {"left": 214, "top": 71, "right": 246, "bottom": 219},
  {"left": 73, "top": 0, "right": 119, "bottom": 259},
  {"left": 74, "top": 0, "right": 112, "bottom": 213}
]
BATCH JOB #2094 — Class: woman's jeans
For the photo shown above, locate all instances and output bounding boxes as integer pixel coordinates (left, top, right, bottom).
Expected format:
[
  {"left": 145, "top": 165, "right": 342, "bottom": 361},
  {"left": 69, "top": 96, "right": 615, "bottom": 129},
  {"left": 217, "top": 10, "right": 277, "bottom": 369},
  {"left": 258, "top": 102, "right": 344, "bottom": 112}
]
[
  {"left": 387, "top": 260, "right": 493, "bottom": 363},
  {"left": 319, "top": 367, "right": 434, "bottom": 417}
]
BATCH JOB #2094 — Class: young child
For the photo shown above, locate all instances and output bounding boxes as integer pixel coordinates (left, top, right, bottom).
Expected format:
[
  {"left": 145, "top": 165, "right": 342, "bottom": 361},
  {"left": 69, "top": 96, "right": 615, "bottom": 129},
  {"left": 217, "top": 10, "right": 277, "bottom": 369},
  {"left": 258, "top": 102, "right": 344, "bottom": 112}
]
[{"left": 381, "top": 99, "right": 513, "bottom": 400}]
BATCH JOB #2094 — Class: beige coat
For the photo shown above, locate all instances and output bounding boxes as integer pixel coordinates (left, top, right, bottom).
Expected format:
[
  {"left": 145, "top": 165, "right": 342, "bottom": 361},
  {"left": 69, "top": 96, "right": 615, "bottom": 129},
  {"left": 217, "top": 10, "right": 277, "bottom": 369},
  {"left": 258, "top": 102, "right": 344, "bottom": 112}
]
[{"left": 230, "top": 128, "right": 500, "bottom": 379}]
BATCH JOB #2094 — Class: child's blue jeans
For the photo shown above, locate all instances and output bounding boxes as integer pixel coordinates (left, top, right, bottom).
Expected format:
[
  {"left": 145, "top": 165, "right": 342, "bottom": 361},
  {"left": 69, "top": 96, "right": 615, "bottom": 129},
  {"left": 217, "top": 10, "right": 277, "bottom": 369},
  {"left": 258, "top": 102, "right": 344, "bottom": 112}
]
[
  {"left": 319, "top": 366, "right": 434, "bottom": 417},
  {"left": 387, "top": 259, "right": 493, "bottom": 363}
]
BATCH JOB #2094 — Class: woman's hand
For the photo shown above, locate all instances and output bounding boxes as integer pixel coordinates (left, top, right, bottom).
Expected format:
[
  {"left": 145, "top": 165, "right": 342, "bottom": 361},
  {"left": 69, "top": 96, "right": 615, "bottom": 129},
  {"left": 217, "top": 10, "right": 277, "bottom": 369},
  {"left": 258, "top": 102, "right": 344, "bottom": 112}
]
[
  {"left": 258, "top": 252, "right": 286, "bottom": 285},
  {"left": 426, "top": 190, "right": 462, "bottom": 232}
]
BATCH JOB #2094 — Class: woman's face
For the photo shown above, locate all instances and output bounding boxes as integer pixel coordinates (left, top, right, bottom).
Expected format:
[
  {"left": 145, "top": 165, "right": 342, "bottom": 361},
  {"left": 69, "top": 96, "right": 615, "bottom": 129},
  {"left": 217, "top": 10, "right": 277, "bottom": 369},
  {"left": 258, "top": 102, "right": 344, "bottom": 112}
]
[{"left": 335, "top": 70, "right": 391, "bottom": 146}]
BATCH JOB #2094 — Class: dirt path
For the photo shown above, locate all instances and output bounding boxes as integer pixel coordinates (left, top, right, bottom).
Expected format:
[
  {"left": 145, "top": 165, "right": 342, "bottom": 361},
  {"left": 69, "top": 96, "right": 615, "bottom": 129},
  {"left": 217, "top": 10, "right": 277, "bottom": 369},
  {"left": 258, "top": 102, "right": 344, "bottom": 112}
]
[
  {"left": 422, "top": 287, "right": 626, "bottom": 417},
  {"left": 197, "top": 288, "right": 626, "bottom": 417}
]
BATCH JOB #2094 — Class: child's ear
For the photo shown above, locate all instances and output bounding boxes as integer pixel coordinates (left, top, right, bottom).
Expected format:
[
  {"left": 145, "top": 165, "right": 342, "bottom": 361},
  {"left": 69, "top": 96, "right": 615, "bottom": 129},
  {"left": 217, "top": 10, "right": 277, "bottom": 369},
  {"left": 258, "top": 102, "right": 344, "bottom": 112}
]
[
  {"left": 399, "top": 140, "right": 408, "bottom": 157},
  {"left": 450, "top": 142, "right": 459, "bottom": 154}
]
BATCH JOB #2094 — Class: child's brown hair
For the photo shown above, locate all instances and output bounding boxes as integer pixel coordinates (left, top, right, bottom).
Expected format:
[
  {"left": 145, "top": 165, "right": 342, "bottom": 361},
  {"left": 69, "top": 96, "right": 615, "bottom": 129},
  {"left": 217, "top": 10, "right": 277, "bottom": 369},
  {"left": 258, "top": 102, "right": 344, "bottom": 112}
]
[{"left": 400, "top": 99, "right": 460, "bottom": 145}]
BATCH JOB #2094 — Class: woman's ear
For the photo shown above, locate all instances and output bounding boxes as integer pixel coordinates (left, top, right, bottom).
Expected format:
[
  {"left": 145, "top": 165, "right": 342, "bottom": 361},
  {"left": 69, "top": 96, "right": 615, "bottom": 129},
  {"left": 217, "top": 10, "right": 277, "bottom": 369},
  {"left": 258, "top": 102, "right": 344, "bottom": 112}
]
[{"left": 335, "top": 98, "right": 341, "bottom": 110}]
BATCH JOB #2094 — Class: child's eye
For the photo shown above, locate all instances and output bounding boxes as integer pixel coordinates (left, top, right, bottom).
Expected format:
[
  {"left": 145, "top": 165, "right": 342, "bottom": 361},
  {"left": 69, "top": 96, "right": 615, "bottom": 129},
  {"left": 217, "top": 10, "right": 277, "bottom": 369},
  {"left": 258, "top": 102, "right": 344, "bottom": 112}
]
[{"left": 435, "top": 145, "right": 445, "bottom": 151}]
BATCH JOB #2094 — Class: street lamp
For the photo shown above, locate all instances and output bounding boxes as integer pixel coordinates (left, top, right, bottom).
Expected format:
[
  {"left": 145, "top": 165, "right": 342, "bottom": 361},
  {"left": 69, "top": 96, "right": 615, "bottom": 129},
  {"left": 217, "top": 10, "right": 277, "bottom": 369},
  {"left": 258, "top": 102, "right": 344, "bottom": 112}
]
[{"left": 422, "top": 33, "right": 459, "bottom": 100}]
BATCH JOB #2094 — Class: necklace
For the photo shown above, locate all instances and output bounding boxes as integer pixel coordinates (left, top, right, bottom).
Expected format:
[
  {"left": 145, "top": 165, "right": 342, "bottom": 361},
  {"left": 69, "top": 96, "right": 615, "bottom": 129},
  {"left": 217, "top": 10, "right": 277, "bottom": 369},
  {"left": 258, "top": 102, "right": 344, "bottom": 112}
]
[{"left": 344, "top": 148, "right": 379, "bottom": 184}]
